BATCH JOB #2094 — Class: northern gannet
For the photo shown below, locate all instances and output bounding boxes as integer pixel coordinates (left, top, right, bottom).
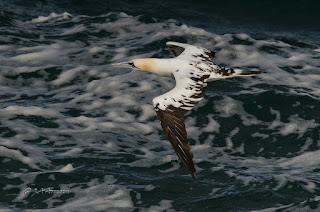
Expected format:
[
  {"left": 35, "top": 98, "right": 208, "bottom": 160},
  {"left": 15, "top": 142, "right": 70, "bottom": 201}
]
[{"left": 111, "top": 42, "right": 263, "bottom": 178}]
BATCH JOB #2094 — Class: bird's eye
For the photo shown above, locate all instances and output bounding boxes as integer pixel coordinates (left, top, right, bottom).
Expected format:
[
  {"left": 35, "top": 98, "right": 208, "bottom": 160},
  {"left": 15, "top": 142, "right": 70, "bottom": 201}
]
[{"left": 128, "top": 62, "right": 136, "bottom": 68}]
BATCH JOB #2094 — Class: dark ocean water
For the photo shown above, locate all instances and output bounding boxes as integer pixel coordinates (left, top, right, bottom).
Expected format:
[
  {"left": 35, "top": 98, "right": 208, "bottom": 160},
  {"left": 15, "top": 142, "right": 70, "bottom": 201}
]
[{"left": 1, "top": 0, "right": 320, "bottom": 211}]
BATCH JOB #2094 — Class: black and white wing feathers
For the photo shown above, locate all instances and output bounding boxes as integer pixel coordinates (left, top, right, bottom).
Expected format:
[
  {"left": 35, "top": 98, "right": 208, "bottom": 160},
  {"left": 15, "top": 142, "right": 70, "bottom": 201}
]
[
  {"left": 166, "top": 41, "right": 215, "bottom": 60},
  {"left": 153, "top": 42, "right": 214, "bottom": 178},
  {"left": 153, "top": 72, "right": 210, "bottom": 178}
]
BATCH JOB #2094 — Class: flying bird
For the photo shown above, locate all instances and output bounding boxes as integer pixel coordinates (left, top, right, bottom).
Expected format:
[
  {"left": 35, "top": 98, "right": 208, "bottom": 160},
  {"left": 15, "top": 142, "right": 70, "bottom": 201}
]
[{"left": 111, "top": 42, "right": 263, "bottom": 178}]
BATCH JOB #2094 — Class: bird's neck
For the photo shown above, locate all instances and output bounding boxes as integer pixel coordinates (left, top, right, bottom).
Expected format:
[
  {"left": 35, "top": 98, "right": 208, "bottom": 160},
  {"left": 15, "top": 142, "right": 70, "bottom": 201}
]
[{"left": 135, "top": 58, "right": 175, "bottom": 77}]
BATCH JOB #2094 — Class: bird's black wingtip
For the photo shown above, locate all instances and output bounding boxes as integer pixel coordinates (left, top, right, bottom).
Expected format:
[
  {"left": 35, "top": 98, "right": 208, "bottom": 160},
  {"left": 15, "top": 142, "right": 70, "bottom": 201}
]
[{"left": 189, "top": 170, "right": 196, "bottom": 179}]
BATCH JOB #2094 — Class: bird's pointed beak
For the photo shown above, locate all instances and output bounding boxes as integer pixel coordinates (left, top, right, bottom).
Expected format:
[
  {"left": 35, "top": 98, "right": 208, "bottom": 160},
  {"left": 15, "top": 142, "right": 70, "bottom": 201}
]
[{"left": 110, "top": 61, "right": 136, "bottom": 69}]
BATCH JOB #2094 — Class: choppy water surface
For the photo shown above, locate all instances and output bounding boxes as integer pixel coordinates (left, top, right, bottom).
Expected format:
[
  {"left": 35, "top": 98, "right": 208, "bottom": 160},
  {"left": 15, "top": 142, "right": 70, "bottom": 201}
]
[{"left": 1, "top": 1, "right": 320, "bottom": 211}]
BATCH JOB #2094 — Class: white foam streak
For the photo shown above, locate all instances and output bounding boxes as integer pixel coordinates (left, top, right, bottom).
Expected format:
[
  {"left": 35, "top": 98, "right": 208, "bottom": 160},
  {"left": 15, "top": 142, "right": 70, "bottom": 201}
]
[
  {"left": 0, "top": 146, "right": 38, "bottom": 169},
  {"left": 214, "top": 96, "right": 261, "bottom": 126},
  {"left": 62, "top": 24, "right": 86, "bottom": 35},
  {"left": 268, "top": 109, "right": 318, "bottom": 138},
  {"left": 43, "top": 176, "right": 134, "bottom": 211},
  {"left": 2, "top": 106, "right": 60, "bottom": 117},
  {"left": 124, "top": 155, "right": 176, "bottom": 168},
  {"left": 31, "top": 12, "right": 72, "bottom": 23},
  {"left": 57, "top": 164, "right": 75, "bottom": 173},
  {"left": 53, "top": 65, "right": 88, "bottom": 85},
  {"left": 203, "top": 115, "right": 220, "bottom": 133},
  {"left": 279, "top": 150, "right": 320, "bottom": 168},
  {"left": 147, "top": 200, "right": 174, "bottom": 212},
  {"left": 11, "top": 46, "right": 60, "bottom": 65}
]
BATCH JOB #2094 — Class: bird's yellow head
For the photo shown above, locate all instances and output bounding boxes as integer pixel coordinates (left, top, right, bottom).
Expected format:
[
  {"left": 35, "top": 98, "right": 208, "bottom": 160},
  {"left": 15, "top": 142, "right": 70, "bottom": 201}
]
[
  {"left": 132, "top": 58, "right": 157, "bottom": 72},
  {"left": 111, "top": 58, "right": 157, "bottom": 74}
]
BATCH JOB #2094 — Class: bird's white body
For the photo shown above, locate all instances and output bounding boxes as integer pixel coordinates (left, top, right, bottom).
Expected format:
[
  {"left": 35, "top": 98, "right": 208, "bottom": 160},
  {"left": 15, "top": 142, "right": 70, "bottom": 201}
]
[
  {"left": 111, "top": 41, "right": 263, "bottom": 178},
  {"left": 151, "top": 58, "right": 210, "bottom": 112}
]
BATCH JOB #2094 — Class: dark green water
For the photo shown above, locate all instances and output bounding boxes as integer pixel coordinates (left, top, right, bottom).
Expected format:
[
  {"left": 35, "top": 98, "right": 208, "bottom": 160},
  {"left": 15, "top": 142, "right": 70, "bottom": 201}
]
[{"left": 0, "top": 1, "right": 320, "bottom": 211}]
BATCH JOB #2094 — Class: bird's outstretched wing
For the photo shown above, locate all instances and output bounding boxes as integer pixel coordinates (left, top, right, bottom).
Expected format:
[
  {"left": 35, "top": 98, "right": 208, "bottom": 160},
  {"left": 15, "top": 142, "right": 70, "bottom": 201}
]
[
  {"left": 166, "top": 41, "right": 215, "bottom": 60},
  {"left": 167, "top": 41, "right": 264, "bottom": 80},
  {"left": 155, "top": 108, "right": 195, "bottom": 177},
  {"left": 153, "top": 67, "right": 211, "bottom": 178}
]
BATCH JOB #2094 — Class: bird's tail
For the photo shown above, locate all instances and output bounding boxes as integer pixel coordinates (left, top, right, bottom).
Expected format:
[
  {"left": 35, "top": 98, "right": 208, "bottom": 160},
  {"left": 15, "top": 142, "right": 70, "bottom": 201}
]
[{"left": 208, "top": 65, "right": 264, "bottom": 81}]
